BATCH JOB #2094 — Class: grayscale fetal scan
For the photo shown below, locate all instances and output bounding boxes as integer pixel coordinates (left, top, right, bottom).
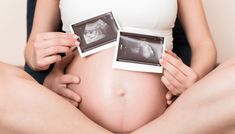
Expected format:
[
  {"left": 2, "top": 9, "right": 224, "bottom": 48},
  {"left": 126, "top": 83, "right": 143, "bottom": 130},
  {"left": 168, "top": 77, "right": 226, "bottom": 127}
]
[
  {"left": 117, "top": 32, "right": 164, "bottom": 66},
  {"left": 83, "top": 19, "right": 110, "bottom": 45},
  {"left": 71, "top": 12, "right": 119, "bottom": 53}
]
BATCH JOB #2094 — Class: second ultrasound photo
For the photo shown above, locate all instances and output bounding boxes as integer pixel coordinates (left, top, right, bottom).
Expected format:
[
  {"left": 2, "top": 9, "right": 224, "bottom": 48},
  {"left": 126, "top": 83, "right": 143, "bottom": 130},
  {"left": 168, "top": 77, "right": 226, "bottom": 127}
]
[{"left": 113, "top": 30, "right": 165, "bottom": 73}]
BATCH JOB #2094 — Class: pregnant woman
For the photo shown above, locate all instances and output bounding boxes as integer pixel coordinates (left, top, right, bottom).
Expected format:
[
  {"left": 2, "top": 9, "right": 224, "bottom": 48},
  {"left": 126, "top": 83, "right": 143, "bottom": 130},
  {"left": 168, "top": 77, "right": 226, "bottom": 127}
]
[
  {"left": 59, "top": 0, "right": 216, "bottom": 132},
  {"left": 43, "top": 0, "right": 216, "bottom": 132},
  {"left": 26, "top": 0, "right": 216, "bottom": 132},
  {"left": 2, "top": 0, "right": 233, "bottom": 133}
]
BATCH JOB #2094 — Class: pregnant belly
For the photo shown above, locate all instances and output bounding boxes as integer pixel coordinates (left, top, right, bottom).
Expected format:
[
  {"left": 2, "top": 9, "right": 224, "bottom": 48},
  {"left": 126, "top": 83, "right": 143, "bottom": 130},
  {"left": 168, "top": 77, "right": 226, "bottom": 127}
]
[{"left": 66, "top": 47, "right": 167, "bottom": 133}]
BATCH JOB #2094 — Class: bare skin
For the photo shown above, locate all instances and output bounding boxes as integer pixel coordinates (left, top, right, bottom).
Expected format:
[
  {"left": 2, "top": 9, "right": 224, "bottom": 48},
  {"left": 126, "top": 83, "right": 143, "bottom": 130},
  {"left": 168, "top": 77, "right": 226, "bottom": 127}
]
[
  {"left": 25, "top": 0, "right": 216, "bottom": 106},
  {"left": 162, "top": 0, "right": 217, "bottom": 102},
  {"left": 0, "top": 62, "right": 112, "bottom": 134},
  {"left": 16, "top": 0, "right": 229, "bottom": 133},
  {"left": 59, "top": 0, "right": 216, "bottom": 132},
  {"left": 133, "top": 59, "right": 235, "bottom": 134},
  {"left": 1, "top": 59, "right": 235, "bottom": 134},
  {"left": 66, "top": 48, "right": 167, "bottom": 132}
]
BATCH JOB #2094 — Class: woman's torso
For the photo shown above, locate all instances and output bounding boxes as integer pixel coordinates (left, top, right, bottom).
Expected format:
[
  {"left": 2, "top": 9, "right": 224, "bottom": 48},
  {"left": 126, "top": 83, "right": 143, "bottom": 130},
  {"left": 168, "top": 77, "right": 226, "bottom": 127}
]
[{"left": 60, "top": 0, "right": 177, "bottom": 132}]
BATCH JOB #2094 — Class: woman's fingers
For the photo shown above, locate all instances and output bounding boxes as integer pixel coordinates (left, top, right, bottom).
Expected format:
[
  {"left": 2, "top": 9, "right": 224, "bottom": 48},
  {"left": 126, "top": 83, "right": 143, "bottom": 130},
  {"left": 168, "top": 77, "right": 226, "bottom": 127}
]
[
  {"left": 54, "top": 53, "right": 75, "bottom": 71},
  {"left": 36, "top": 32, "right": 78, "bottom": 41},
  {"left": 34, "top": 33, "right": 79, "bottom": 50},
  {"left": 64, "top": 97, "right": 79, "bottom": 107},
  {"left": 43, "top": 46, "right": 71, "bottom": 57},
  {"left": 163, "top": 52, "right": 198, "bottom": 86},
  {"left": 57, "top": 74, "right": 81, "bottom": 103},
  {"left": 161, "top": 51, "right": 198, "bottom": 97},
  {"left": 40, "top": 38, "right": 79, "bottom": 49},
  {"left": 162, "top": 52, "right": 194, "bottom": 76},
  {"left": 59, "top": 74, "right": 80, "bottom": 85},
  {"left": 165, "top": 50, "right": 179, "bottom": 59},
  {"left": 161, "top": 76, "right": 180, "bottom": 96},
  {"left": 32, "top": 32, "right": 80, "bottom": 70},
  {"left": 36, "top": 55, "right": 62, "bottom": 69},
  {"left": 166, "top": 91, "right": 178, "bottom": 105},
  {"left": 163, "top": 70, "right": 185, "bottom": 92},
  {"left": 160, "top": 58, "right": 187, "bottom": 84},
  {"left": 34, "top": 46, "right": 70, "bottom": 70},
  {"left": 69, "top": 46, "right": 79, "bottom": 52},
  {"left": 166, "top": 92, "right": 173, "bottom": 105},
  {"left": 58, "top": 88, "right": 81, "bottom": 103},
  {"left": 166, "top": 91, "right": 173, "bottom": 100}
]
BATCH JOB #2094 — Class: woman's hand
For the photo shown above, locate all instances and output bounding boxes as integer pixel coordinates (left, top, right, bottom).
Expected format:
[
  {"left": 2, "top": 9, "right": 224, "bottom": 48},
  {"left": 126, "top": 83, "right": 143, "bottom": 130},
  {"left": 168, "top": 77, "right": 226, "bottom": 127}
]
[
  {"left": 160, "top": 50, "right": 198, "bottom": 105},
  {"left": 31, "top": 32, "right": 79, "bottom": 71},
  {"left": 43, "top": 53, "right": 81, "bottom": 107}
]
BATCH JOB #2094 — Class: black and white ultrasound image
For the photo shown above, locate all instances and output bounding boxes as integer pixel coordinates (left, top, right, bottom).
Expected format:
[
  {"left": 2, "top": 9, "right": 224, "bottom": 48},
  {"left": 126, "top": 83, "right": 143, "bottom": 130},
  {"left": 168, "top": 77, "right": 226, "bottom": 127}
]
[
  {"left": 72, "top": 12, "right": 119, "bottom": 53},
  {"left": 83, "top": 19, "right": 109, "bottom": 44},
  {"left": 117, "top": 32, "right": 164, "bottom": 66}
]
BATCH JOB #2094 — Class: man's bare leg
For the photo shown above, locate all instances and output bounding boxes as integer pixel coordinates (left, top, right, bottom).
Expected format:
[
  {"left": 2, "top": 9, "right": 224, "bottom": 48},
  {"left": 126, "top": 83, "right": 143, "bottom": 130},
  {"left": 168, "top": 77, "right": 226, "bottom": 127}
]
[
  {"left": 133, "top": 59, "right": 235, "bottom": 134},
  {"left": 0, "top": 62, "right": 112, "bottom": 134}
]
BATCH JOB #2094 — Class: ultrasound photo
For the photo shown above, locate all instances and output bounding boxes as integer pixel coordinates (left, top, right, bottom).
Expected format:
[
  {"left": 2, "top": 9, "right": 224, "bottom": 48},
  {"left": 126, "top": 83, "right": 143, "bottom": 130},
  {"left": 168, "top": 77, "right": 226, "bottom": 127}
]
[
  {"left": 83, "top": 19, "right": 108, "bottom": 44},
  {"left": 113, "top": 31, "right": 165, "bottom": 73},
  {"left": 70, "top": 12, "right": 119, "bottom": 57}
]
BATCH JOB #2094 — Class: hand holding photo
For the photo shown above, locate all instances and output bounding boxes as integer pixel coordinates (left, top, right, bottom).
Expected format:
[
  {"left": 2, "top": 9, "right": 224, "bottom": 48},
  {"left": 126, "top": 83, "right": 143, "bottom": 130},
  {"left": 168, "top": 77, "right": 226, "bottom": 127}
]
[
  {"left": 70, "top": 12, "right": 120, "bottom": 57},
  {"left": 113, "top": 29, "right": 166, "bottom": 73}
]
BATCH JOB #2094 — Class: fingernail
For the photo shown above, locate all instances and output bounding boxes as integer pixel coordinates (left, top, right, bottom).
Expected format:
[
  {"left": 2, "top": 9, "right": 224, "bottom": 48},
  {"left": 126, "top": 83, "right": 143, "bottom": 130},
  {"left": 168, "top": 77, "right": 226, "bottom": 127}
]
[
  {"left": 73, "top": 35, "right": 79, "bottom": 39},
  {"left": 162, "top": 53, "right": 166, "bottom": 58},
  {"left": 70, "top": 47, "right": 75, "bottom": 52},
  {"left": 75, "top": 41, "right": 80, "bottom": 46},
  {"left": 70, "top": 45, "right": 78, "bottom": 51},
  {"left": 76, "top": 96, "right": 81, "bottom": 102},
  {"left": 74, "top": 77, "right": 80, "bottom": 83},
  {"left": 167, "top": 101, "right": 170, "bottom": 105},
  {"left": 159, "top": 54, "right": 163, "bottom": 60}
]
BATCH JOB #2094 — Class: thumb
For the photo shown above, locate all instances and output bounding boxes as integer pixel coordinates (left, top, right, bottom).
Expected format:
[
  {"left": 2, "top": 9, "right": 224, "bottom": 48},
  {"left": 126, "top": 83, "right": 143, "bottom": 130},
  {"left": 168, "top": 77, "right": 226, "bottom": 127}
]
[{"left": 54, "top": 53, "right": 75, "bottom": 71}]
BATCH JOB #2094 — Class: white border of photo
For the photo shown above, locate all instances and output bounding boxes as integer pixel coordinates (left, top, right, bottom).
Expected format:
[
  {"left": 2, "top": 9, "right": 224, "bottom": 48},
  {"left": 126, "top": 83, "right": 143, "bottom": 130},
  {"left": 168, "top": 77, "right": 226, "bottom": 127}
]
[
  {"left": 112, "top": 27, "right": 166, "bottom": 73},
  {"left": 69, "top": 11, "right": 121, "bottom": 57}
]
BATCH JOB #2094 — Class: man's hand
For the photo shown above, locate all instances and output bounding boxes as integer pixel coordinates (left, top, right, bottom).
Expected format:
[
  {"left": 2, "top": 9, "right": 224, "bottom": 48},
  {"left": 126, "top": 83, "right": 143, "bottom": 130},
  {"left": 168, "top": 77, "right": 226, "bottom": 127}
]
[
  {"left": 160, "top": 50, "right": 198, "bottom": 105},
  {"left": 43, "top": 53, "right": 81, "bottom": 107}
]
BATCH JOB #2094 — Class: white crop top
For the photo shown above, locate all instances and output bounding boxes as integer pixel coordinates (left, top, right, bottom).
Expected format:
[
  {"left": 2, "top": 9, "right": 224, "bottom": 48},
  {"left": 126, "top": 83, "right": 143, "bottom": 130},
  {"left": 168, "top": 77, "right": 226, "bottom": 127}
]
[{"left": 59, "top": 0, "right": 177, "bottom": 50}]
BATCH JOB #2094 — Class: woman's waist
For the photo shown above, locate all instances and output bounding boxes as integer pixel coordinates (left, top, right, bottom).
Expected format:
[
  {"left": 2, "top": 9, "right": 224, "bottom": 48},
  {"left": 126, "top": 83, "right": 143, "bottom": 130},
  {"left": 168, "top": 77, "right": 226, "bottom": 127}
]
[
  {"left": 66, "top": 47, "right": 166, "bottom": 91},
  {"left": 66, "top": 48, "right": 167, "bottom": 132},
  {"left": 70, "top": 77, "right": 167, "bottom": 132},
  {"left": 67, "top": 48, "right": 167, "bottom": 95}
]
